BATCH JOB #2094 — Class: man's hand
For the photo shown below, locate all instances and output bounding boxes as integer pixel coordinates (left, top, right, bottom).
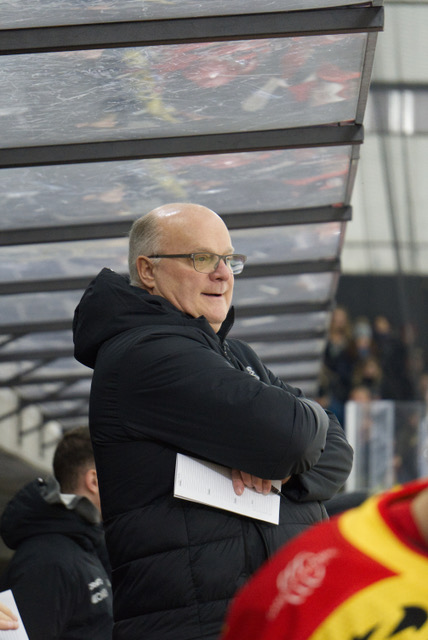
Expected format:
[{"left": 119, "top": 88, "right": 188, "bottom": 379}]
[
  {"left": 231, "top": 470, "right": 291, "bottom": 496},
  {"left": 232, "top": 469, "right": 272, "bottom": 495},
  {"left": 0, "top": 601, "right": 19, "bottom": 630}
]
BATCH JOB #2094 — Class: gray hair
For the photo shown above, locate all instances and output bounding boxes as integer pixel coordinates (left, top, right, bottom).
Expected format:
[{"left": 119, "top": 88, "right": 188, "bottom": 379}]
[{"left": 128, "top": 212, "right": 163, "bottom": 286}]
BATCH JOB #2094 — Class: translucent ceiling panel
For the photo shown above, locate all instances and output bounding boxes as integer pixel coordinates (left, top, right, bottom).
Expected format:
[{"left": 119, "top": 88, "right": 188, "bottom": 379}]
[
  {"left": 0, "top": 224, "right": 342, "bottom": 284},
  {"left": 0, "top": 239, "right": 128, "bottom": 283},
  {"left": 1, "top": 36, "right": 367, "bottom": 147},
  {"left": 233, "top": 312, "right": 329, "bottom": 337},
  {"left": 1, "top": 291, "right": 83, "bottom": 326},
  {"left": 233, "top": 223, "right": 343, "bottom": 264},
  {"left": 233, "top": 272, "right": 336, "bottom": 308},
  {"left": 0, "top": 147, "right": 354, "bottom": 229},
  {"left": 0, "top": 332, "right": 73, "bottom": 355},
  {"left": 2, "top": 0, "right": 363, "bottom": 28}
]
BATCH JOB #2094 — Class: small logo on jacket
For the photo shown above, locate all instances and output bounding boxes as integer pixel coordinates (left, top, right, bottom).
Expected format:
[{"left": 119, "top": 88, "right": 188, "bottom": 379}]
[
  {"left": 88, "top": 576, "right": 111, "bottom": 605},
  {"left": 246, "top": 366, "right": 260, "bottom": 380}
]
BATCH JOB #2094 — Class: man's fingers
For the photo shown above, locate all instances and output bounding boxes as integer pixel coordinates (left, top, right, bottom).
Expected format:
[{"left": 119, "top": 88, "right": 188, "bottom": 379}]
[
  {"left": 0, "top": 604, "right": 18, "bottom": 630},
  {"left": 231, "top": 469, "right": 245, "bottom": 496},
  {"left": 252, "top": 477, "right": 272, "bottom": 494},
  {"left": 232, "top": 470, "right": 273, "bottom": 495}
]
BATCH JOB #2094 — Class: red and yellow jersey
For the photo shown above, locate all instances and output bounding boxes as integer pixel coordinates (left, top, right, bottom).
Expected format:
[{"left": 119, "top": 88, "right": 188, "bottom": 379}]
[{"left": 221, "top": 479, "right": 428, "bottom": 640}]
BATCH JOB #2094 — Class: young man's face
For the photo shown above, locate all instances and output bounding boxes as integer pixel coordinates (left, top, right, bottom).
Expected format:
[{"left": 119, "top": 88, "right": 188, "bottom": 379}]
[{"left": 149, "top": 207, "right": 235, "bottom": 333}]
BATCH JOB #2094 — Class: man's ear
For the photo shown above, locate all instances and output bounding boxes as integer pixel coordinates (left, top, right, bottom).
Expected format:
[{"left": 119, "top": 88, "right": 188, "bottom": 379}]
[
  {"left": 83, "top": 468, "right": 102, "bottom": 513},
  {"left": 84, "top": 468, "right": 99, "bottom": 496},
  {"left": 136, "top": 256, "right": 156, "bottom": 291}
]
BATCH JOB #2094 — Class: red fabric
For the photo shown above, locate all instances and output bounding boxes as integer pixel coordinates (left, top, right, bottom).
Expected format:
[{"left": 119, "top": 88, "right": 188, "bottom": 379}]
[
  {"left": 220, "top": 516, "right": 393, "bottom": 640},
  {"left": 220, "top": 479, "right": 428, "bottom": 640},
  {"left": 383, "top": 491, "right": 428, "bottom": 554}
]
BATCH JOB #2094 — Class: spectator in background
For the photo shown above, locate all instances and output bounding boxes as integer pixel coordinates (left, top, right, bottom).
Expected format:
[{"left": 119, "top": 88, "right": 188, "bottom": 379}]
[
  {"left": 0, "top": 427, "right": 113, "bottom": 640},
  {"left": 373, "top": 314, "right": 414, "bottom": 400},
  {"left": 394, "top": 407, "right": 422, "bottom": 484},
  {"left": 352, "top": 315, "right": 374, "bottom": 361},
  {"left": 351, "top": 354, "right": 384, "bottom": 400},
  {"left": 220, "top": 477, "right": 428, "bottom": 640},
  {"left": 406, "top": 347, "right": 426, "bottom": 400},
  {"left": 348, "top": 383, "right": 374, "bottom": 404},
  {"left": 417, "top": 371, "right": 428, "bottom": 404},
  {"left": 322, "top": 305, "right": 356, "bottom": 425},
  {"left": 321, "top": 309, "right": 426, "bottom": 419}
]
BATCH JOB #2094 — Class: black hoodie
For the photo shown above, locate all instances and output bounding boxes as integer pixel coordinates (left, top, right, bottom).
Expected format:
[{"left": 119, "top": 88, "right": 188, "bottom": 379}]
[
  {"left": 73, "top": 268, "right": 353, "bottom": 640},
  {"left": 0, "top": 476, "right": 113, "bottom": 640}
]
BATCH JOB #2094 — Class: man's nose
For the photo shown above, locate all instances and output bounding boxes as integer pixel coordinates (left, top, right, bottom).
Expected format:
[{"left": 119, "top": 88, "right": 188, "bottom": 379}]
[{"left": 211, "top": 257, "right": 232, "bottom": 279}]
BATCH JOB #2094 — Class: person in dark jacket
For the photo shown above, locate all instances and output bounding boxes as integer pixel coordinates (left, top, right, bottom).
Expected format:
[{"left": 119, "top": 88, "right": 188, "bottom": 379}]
[
  {"left": 72, "top": 202, "right": 353, "bottom": 640},
  {"left": 0, "top": 426, "right": 113, "bottom": 640}
]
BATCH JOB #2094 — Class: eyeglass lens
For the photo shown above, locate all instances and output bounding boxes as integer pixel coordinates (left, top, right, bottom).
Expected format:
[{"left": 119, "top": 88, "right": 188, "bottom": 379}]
[{"left": 193, "top": 253, "right": 244, "bottom": 274}]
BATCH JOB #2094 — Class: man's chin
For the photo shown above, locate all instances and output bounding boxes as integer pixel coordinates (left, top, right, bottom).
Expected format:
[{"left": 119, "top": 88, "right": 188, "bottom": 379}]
[{"left": 204, "top": 313, "right": 228, "bottom": 333}]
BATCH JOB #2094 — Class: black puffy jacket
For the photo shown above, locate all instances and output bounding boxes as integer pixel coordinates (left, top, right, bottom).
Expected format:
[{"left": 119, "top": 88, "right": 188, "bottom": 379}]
[
  {"left": 73, "top": 268, "right": 353, "bottom": 640},
  {"left": 0, "top": 476, "right": 113, "bottom": 640}
]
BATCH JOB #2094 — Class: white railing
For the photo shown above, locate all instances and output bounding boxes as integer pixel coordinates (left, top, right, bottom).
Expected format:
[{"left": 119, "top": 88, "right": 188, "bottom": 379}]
[{"left": 345, "top": 399, "right": 428, "bottom": 492}]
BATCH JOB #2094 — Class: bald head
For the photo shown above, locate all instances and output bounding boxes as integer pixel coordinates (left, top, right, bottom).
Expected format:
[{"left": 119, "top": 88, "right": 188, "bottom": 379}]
[
  {"left": 128, "top": 203, "right": 228, "bottom": 287},
  {"left": 128, "top": 202, "right": 235, "bottom": 332}
]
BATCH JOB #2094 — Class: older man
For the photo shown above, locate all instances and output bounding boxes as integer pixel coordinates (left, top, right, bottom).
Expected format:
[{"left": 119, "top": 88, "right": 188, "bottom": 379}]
[{"left": 73, "top": 202, "right": 353, "bottom": 640}]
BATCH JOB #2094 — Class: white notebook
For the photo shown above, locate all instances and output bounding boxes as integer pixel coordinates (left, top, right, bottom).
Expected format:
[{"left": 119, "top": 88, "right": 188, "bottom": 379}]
[{"left": 174, "top": 453, "right": 281, "bottom": 525}]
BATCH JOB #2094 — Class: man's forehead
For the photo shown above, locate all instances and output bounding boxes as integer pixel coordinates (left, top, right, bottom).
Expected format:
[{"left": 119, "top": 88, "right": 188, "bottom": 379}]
[{"left": 160, "top": 208, "right": 232, "bottom": 246}]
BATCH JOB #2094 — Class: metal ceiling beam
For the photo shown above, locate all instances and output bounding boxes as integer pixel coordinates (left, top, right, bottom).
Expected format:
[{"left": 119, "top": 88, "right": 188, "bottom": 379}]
[
  {"left": 0, "top": 259, "right": 340, "bottom": 295},
  {"left": 281, "top": 373, "right": 319, "bottom": 383},
  {"left": 255, "top": 353, "right": 322, "bottom": 365},
  {"left": 344, "top": 146, "right": 361, "bottom": 205},
  {"left": 0, "top": 220, "right": 132, "bottom": 246},
  {"left": 355, "top": 32, "right": 380, "bottom": 124},
  {"left": 0, "top": 125, "right": 364, "bottom": 169},
  {"left": 224, "top": 207, "right": 352, "bottom": 230},
  {"left": 1, "top": 206, "right": 352, "bottom": 246},
  {"left": 0, "top": 348, "right": 74, "bottom": 363},
  {"left": 0, "top": 7, "right": 384, "bottom": 55},
  {"left": 0, "top": 320, "right": 72, "bottom": 336}
]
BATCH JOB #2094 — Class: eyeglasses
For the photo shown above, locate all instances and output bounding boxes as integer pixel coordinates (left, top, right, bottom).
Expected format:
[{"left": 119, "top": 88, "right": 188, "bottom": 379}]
[{"left": 147, "top": 252, "right": 247, "bottom": 275}]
